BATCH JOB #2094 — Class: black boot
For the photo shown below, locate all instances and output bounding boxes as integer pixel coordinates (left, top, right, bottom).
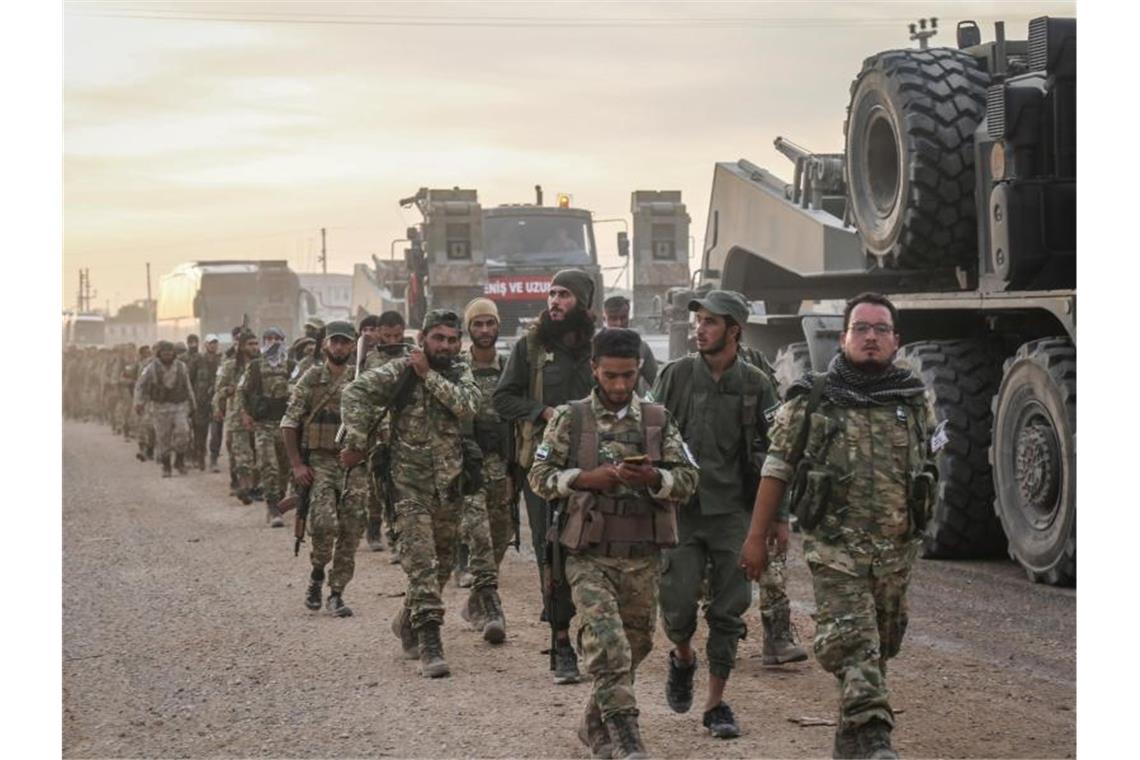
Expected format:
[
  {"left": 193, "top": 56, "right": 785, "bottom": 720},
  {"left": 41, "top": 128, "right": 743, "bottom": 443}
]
[
  {"left": 174, "top": 453, "right": 188, "bottom": 475},
  {"left": 480, "top": 587, "right": 506, "bottom": 645},
  {"left": 161, "top": 454, "right": 172, "bottom": 478},
  {"left": 833, "top": 717, "right": 860, "bottom": 760},
  {"left": 416, "top": 622, "right": 450, "bottom": 678},
  {"left": 305, "top": 567, "right": 323, "bottom": 611},
  {"left": 554, "top": 639, "right": 581, "bottom": 685},
  {"left": 665, "top": 650, "right": 697, "bottom": 713},
  {"left": 326, "top": 591, "right": 353, "bottom": 617},
  {"left": 856, "top": 718, "right": 898, "bottom": 760}
]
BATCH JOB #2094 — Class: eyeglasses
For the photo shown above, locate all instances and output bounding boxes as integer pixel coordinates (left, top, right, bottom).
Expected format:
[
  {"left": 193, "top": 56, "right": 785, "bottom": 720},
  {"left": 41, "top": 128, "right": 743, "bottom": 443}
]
[{"left": 848, "top": 322, "right": 895, "bottom": 336}]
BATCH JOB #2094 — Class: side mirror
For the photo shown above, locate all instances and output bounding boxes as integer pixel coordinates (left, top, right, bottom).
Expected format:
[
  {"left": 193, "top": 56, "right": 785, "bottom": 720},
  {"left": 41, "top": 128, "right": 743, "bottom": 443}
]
[{"left": 617, "top": 231, "right": 630, "bottom": 257}]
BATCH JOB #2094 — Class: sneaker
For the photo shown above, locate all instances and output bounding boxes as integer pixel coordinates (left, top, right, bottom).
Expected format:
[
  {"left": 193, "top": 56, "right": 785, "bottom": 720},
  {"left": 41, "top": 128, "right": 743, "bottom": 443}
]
[
  {"left": 554, "top": 640, "right": 581, "bottom": 685},
  {"left": 305, "top": 580, "right": 322, "bottom": 611},
  {"left": 702, "top": 702, "right": 741, "bottom": 739},
  {"left": 391, "top": 607, "right": 419, "bottom": 659},
  {"left": 577, "top": 698, "right": 614, "bottom": 759},
  {"left": 326, "top": 593, "right": 353, "bottom": 617},
  {"left": 665, "top": 650, "right": 697, "bottom": 713}
]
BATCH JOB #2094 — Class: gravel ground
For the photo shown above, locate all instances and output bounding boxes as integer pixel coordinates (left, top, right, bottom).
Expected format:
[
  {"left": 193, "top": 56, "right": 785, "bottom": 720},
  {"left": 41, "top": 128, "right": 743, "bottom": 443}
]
[{"left": 63, "top": 419, "right": 1075, "bottom": 758}]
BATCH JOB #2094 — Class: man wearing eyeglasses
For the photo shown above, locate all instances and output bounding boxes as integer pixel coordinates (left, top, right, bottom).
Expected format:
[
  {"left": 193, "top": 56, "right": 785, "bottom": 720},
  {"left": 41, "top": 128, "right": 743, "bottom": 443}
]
[{"left": 739, "top": 292, "right": 938, "bottom": 760}]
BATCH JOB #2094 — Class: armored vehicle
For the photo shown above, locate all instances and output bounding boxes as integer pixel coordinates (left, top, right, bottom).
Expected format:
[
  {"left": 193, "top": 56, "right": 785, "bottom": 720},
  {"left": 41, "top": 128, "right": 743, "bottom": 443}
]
[{"left": 696, "top": 16, "right": 1076, "bottom": 585}]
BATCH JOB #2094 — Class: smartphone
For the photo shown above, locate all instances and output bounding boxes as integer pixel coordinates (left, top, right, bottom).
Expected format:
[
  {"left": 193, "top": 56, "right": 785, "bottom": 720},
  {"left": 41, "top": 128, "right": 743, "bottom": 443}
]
[{"left": 622, "top": 454, "right": 649, "bottom": 465}]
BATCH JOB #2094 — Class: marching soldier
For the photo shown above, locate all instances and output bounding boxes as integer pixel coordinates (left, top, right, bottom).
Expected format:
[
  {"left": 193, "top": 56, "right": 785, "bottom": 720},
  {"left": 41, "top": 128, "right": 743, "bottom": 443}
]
[
  {"left": 740, "top": 292, "right": 938, "bottom": 759},
  {"left": 281, "top": 321, "right": 367, "bottom": 617},
  {"left": 528, "top": 328, "right": 698, "bottom": 759},
  {"left": 187, "top": 334, "right": 222, "bottom": 470},
  {"left": 340, "top": 309, "right": 482, "bottom": 678},
  {"left": 214, "top": 328, "right": 259, "bottom": 503},
  {"left": 237, "top": 327, "right": 293, "bottom": 525},
  {"left": 133, "top": 340, "right": 195, "bottom": 477}
]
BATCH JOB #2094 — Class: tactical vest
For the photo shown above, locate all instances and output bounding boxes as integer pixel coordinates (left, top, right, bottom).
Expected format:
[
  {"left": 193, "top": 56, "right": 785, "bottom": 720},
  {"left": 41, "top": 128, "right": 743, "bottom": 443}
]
[
  {"left": 149, "top": 362, "right": 189, "bottom": 404},
  {"left": 559, "top": 399, "right": 678, "bottom": 558},
  {"left": 246, "top": 360, "right": 291, "bottom": 422},
  {"left": 303, "top": 369, "right": 352, "bottom": 452}
]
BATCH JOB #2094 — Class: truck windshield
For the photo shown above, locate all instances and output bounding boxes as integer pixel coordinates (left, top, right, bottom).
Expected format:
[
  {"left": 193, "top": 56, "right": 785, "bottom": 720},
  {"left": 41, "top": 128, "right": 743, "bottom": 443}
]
[{"left": 484, "top": 215, "right": 594, "bottom": 266}]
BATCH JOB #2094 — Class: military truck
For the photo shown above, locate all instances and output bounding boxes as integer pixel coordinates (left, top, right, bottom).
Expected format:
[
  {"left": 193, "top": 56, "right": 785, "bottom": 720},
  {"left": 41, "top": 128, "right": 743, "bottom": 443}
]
[
  {"left": 694, "top": 16, "right": 1076, "bottom": 585},
  {"left": 361, "top": 186, "right": 606, "bottom": 334}
]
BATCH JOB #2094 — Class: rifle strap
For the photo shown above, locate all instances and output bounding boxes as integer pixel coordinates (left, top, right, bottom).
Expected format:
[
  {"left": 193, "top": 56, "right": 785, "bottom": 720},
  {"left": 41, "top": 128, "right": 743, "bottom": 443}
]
[
  {"left": 526, "top": 331, "right": 547, "bottom": 408},
  {"left": 787, "top": 373, "right": 828, "bottom": 468}
]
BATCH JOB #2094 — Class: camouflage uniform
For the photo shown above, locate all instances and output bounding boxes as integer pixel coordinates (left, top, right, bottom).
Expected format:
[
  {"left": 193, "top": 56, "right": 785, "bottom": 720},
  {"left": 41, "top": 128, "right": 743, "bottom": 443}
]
[
  {"left": 461, "top": 348, "right": 514, "bottom": 570},
  {"left": 187, "top": 349, "right": 220, "bottom": 468},
  {"left": 341, "top": 355, "right": 480, "bottom": 629},
  {"left": 528, "top": 391, "right": 698, "bottom": 728},
  {"left": 281, "top": 363, "right": 366, "bottom": 593},
  {"left": 133, "top": 357, "right": 194, "bottom": 461},
  {"left": 237, "top": 356, "right": 292, "bottom": 506},
  {"left": 363, "top": 345, "right": 410, "bottom": 551},
  {"left": 760, "top": 390, "right": 936, "bottom": 732},
  {"left": 214, "top": 356, "right": 257, "bottom": 485}
]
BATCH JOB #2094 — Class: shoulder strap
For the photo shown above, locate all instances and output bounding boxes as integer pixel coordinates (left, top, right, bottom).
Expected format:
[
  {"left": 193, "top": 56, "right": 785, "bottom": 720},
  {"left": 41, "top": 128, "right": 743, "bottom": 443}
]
[
  {"left": 525, "top": 330, "right": 545, "bottom": 406},
  {"left": 787, "top": 373, "right": 828, "bottom": 467},
  {"left": 568, "top": 399, "right": 597, "bottom": 470},
  {"left": 639, "top": 402, "right": 666, "bottom": 461},
  {"left": 302, "top": 369, "right": 350, "bottom": 430}
]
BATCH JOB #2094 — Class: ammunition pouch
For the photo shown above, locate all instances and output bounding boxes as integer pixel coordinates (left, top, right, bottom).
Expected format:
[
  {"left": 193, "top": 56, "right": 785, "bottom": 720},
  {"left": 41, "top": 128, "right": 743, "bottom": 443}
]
[
  {"left": 559, "top": 493, "right": 675, "bottom": 555},
  {"left": 304, "top": 408, "right": 342, "bottom": 452},
  {"left": 252, "top": 396, "right": 287, "bottom": 422},
  {"left": 461, "top": 436, "right": 484, "bottom": 496},
  {"left": 907, "top": 467, "right": 937, "bottom": 534},
  {"left": 790, "top": 464, "right": 832, "bottom": 532}
]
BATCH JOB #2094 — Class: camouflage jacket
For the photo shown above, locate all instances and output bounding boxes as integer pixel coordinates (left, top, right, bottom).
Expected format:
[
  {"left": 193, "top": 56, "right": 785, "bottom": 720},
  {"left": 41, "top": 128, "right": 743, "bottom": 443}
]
[
  {"left": 280, "top": 362, "right": 356, "bottom": 453},
  {"left": 187, "top": 352, "right": 221, "bottom": 407},
  {"left": 237, "top": 357, "right": 294, "bottom": 423},
  {"left": 761, "top": 392, "right": 938, "bottom": 576},
  {"left": 134, "top": 358, "right": 195, "bottom": 410},
  {"left": 212, "top": 357, "right": 241, "bottom": 422},
  {"left": 341, "top": 357, "right": 480, "bottom": 495},
  {"left": 468, "top": 347, "right": 510, "bottom": 480},
  {"left": 528, "top": 390, "right": 699, "bottom": 507}
]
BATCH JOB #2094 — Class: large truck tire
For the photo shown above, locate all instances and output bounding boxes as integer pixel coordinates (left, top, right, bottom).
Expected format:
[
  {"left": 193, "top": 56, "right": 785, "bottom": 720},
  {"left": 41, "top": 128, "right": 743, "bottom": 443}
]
[
  {"left": 990, "top": 338, "right": 1076, "bottom": 586},
  {"left": 896, "top": 340, "right": 1007, "bottom": 558},
  {"left": 845, "top": 48, "right": 990, "bottom": 270},
  {"left": 773, "top": 342, "right": 812, "bottom": 400}
]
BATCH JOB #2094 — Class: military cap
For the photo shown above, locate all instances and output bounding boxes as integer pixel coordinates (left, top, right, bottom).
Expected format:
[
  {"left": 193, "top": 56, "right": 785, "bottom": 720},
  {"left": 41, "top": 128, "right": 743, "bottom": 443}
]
[
  {"left": 156, "top": 340, "right": 175, "bottom": 353},
  {"left": 324, "top": 320, "right": 356, "bottom": 340},
  {"left": 688, "top": 289, "right": 751, "bottom": 327},
  {"left": 304, "top": 317, "right": 326, "bottom": 330},
  {"left": 552, "top": 268, "right": 595, "bottom": 310},
  {"left": 291, "top": 336, "right": 315, "bottom": 351},
  {"left": 421, "top": 308, "right": 461, "bottom": 333}
]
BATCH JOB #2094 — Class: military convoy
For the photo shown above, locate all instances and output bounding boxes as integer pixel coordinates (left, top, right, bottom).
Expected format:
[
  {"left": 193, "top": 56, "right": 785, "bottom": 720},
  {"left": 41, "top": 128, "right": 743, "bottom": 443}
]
[{"left": 690, "top": 16, "right": 1076, "bottom": 585}]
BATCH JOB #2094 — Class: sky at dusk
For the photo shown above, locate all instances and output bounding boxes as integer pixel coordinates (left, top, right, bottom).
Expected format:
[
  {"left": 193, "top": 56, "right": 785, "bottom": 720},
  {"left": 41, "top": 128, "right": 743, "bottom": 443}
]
[{"left": 63, "top": 0, "right": 1076, "bottom": 312}]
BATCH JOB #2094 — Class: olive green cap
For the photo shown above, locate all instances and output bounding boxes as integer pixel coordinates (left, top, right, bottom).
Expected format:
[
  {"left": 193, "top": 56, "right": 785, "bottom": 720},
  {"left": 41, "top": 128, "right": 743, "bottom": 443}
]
[
  {"left": 688, "top": 289, "right": 751, "bottom": 326},
  {"left": 324, "top": 320, "right": 356, "bottom": 340}
]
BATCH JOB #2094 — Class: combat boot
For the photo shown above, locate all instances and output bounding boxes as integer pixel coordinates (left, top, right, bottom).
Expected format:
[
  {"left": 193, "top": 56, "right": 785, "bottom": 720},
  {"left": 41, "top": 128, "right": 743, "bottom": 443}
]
[
  {"left": 305, "top": 567, "right": 324, "bottom": 611},
  {"left": 209, "top": 453, "right": 220, "bottom": 473},
  {"left": 479, "top": 587, "right": 506, "bottom": 645},
  {"left": 604, "top": 711, "right": 648, "bottom": 759},
  {"left": 416, "top": 622, "right": 450, "bottom": 678},
  {"left": 266, "top": 503, "right": 285, "bottom": 528},
  {"left": 578, "top": 698, "right": 614, "bottom": 759},
  {"left": 554, "top": 639, "right": 581, "bottom": 684},
  {"left": 326, "top": 592, "right": 353, "bottom": 617},
  {"left": 856, "top": 718, "right": 898, "bottom": 760},
  {"left": 366, "top": 518, "right": 384, "bottom": 552},
  {"left": 832, "top": 717, "right": 860, "bottom": 759},
  {"left": 761, "top": 601, "right": 809, "bottom": 665},
  {"left": 460, "top": 590, "right": 487, "bottom": 632},
  {"left": 391, "top": 606, "right": 419, "bottom": 659},
  {"left": 174, "top": 453, "right": 188, "bottom": 475},
  {"left": 236, "top": 476, "right": 253, "bottom": 505},
  {"left": 161, "top": 454, "right": 173, "bottom": 478}
]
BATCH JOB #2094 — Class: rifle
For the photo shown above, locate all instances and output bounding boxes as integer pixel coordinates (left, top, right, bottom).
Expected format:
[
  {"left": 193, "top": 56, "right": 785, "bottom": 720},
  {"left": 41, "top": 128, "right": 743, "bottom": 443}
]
[
  {"left": 544, "top": 500, "right": 565, "bottom": 672},
  {"left": 289, "top": 324, "right": 325, "bottom": 555}
]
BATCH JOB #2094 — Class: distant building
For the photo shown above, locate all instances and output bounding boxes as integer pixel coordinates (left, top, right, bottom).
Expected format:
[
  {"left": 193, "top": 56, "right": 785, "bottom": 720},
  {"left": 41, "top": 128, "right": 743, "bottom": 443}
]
[
  {"left": 298, "top": 273, "right": 353, "bottom": 324},
  {"left": 105, "top": 300, "right": 156, "bottom": 345}
]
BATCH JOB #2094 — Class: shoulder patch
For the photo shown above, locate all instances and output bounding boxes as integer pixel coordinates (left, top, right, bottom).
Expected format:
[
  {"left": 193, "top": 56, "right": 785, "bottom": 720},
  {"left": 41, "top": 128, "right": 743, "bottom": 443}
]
[
  {"left": 534, "top": 442, "right": 552, "bottom": 462},
  {"left": 763, "top": 402, "right": 781, "bottom": 424},
  {"left": 930, "top": 419, "right": 950, "bottom": 454}
]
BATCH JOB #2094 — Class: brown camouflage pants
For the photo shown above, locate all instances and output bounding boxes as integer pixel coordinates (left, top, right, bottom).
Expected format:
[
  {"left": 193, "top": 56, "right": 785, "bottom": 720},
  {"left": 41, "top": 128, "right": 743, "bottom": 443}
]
[
  {"left": 253, "top": 420, "right": 289, "bottom": 504},
  {"left": 809, "top": 560, "right": 912, "bottom": 730},
  {"left": 566, "top": 553, "right": 659, "bottom": 720},
  {"left": 393, "top": 483, "right": 462, "bottom": 629}
]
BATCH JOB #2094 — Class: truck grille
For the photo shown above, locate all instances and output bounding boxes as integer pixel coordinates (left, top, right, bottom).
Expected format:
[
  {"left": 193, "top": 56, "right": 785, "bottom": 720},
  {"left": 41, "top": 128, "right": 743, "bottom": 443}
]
[
  {"left": 1028, "top": 16, "right": 1049, "bottom": 71},
  {"left": 986, "top": 85, "right": 1006, "bottom": 139}
]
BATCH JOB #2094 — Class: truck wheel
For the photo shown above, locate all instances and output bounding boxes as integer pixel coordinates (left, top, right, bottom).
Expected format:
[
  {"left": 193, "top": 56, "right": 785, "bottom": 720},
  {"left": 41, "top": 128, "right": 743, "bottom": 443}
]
[
  {"left": 990, "top": 338, "right": 1076, "bottom": 585},
  {"left": 896, "top": 340, "right": 1007, "bottom": 558},
  {"left": 773, "top": 342, "right": 811, "bottom": 400},
  {"left": 845, "top": 48, "right": 990, "bottom": 270}
]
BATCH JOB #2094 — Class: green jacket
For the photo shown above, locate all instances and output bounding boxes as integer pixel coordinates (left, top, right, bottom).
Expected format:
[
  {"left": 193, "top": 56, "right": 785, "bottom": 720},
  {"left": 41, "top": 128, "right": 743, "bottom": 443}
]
[{"left": 492, "top": 328, "right": 594, "bottom": 424}]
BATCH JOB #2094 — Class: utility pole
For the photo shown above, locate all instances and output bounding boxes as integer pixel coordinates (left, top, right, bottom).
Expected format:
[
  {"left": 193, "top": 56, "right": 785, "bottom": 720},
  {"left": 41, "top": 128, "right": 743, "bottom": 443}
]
[
  {"left": 319, "top": 227, "right": 327, "bottom": 274},
  {"left": 77, "top": 269, "right": 84, "bottom": 311}
]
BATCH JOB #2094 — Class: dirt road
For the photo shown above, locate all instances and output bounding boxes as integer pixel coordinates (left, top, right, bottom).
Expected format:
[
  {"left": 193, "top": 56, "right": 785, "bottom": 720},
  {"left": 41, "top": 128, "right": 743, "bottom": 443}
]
[{"left": 62, "top": 420, "right": 1075, "bottom": 758}]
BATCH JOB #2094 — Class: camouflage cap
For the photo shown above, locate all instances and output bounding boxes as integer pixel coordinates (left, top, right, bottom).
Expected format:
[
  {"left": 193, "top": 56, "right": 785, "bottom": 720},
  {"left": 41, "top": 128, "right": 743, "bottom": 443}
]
[
  {"left": 324, "top": 320, "right": 356, "bottom": 340},
  {"left": 304, "top": 317, "right": 326, "bottom": 330},
  {"left": 688, "top": 289, "right": 751, "bottom": 327},
  {"left": 421, "top": 308, "right": 461, "bottom": 333}
]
